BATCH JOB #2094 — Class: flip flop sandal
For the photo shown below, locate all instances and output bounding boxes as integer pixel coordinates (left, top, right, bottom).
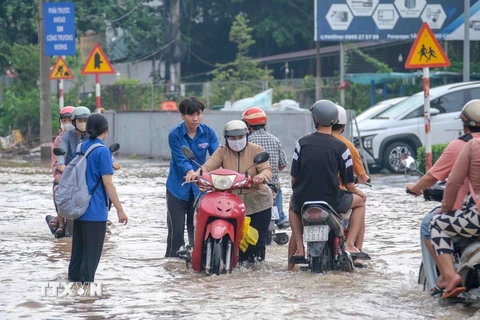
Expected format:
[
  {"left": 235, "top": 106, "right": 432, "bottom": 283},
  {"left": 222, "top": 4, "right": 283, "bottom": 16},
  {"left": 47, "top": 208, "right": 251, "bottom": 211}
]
[
  {"left": 430, "top": 284, "right": 444, "bottom": 296},
  {"left": 54, "top": 226, "right": 66, "bottom": 238},
  {"left": 354, "top": 259, "right": 368, "bottom": 268},
  {"left": 349, "top": 250, "right": 371, "bottom": 260},
  {"left": 441, "top": 287, "right": 467, "bottom": 299},
  {"left": 289, "top": 252, "right": 307, "bottom": 264}
]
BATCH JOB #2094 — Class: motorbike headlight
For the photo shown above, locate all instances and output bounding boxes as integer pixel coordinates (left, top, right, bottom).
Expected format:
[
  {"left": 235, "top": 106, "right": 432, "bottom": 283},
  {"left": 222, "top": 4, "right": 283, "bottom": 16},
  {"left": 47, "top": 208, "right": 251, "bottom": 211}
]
[
  {"left": 233, "top": 179, "right": 248, "bottom": 188},
  {"left": 210, "top": 174, "right": 236, "bottom": 190}
]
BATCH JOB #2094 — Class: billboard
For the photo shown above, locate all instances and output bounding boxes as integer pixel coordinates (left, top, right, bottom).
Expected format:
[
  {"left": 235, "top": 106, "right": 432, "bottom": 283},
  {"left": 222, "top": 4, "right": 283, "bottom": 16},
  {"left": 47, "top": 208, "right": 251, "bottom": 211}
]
[{"left": 315, "top": 0, "right": 480, "bottom": 41}]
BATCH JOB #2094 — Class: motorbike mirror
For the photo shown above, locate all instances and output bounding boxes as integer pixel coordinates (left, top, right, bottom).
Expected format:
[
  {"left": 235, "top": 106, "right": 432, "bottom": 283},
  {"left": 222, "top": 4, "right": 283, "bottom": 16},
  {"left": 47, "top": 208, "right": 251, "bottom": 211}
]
[
  {"left": 400, "top": 154, "right": 417, "bottom": 171},
  {"left": 109, "top": 142, "right": 120, "bottom": 153},
  {"left": 245, "top": 152, "right": 270, "bottom": 178},
  {"left": 181, "top": 146, "right": 195, "bottom": 160},
  {"left": 181, "top": 145, "right": 202, "bottom": 173},
  {"left": 253, "top": 152, "right": 269, "bottom": 164},
  {"left": 53, "top": 148, "right": 66, "bottom": 156}
]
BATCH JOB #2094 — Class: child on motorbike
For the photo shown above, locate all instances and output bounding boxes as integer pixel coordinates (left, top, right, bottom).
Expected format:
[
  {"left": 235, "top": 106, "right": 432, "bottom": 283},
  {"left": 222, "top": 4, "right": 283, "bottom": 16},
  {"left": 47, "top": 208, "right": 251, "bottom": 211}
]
[
  {"left": 406, "top": 99, "right": 480, "bottom": 295},
  {"left": 332, "top": 104, "right": 370, "bottom": 267},
  {"left": 185, "top": 120, "right": 273, "bottom": 263},
  {"left": 430, "top": 100, "right": 480, "bottom": 299}
]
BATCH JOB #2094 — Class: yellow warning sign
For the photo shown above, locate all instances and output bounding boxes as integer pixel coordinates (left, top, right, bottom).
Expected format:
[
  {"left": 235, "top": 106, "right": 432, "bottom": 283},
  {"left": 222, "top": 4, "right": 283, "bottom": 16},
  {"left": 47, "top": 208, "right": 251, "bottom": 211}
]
[
  {"left": 405, "top": 22, "right": 450, "bottom": 69},
  {"left": 81, "top": 43, "right": 115, "bottom": 75},
  {"left": 49, "top": 57, "right": 74, "bottom": 80}
]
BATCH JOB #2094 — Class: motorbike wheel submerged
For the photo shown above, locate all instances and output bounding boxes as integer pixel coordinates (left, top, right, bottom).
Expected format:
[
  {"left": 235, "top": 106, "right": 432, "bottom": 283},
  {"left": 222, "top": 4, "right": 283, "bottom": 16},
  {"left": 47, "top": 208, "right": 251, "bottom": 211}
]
[
  {"left": 178, "top": 147, "right": 270, "bottom": 276},
  {"left": 298, "top": 201, "right": 354, "bottom": 274}
]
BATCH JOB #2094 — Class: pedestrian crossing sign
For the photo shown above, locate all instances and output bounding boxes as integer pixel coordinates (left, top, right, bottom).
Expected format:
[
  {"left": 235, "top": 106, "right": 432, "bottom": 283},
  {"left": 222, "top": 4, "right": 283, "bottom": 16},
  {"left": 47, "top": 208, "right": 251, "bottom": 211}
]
[
  {"left": 81, "top": 43, "right": 115, "bottom": 75},
  {"left": 405, "top": 22, "right": 450, "bottom": 69},
  {"left": 49, "top": 56, "right": 74, "bottom": 80}
]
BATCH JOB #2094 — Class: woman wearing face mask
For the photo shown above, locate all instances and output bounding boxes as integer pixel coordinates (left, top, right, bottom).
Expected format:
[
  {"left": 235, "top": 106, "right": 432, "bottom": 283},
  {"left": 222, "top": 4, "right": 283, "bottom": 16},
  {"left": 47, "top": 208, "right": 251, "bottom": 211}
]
[
  {"left": 57, "top": 106, "right": 120, "bottom": 172},
  {"left": 186, "top": 120, "right": 273, "bottom": 263},
  {"left": 49, "top": 106, "right": 75, "bottom": 238}
]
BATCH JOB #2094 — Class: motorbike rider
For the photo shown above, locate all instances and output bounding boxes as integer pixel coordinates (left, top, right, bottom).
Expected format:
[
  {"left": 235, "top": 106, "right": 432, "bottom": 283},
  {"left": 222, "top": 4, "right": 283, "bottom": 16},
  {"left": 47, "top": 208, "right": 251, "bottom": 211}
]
[
  {"left": 332, "top": 104, "right": 370, "bottom": 267},
  {"left": 186, "top": 120, "right": 273, "bottom": 263},
  {"left": 430, "top": 102, "right": 480, "bottom": 298},
  {"left": 165, "top": 97, "right": 219, "bottom": 258},
  {"left": 50, "top": 106, "right": 75, "bottom": 237},
  {"left": 57, "top": 106, "right": 120, "bottom": 171},
  {"left": 242, "top": 106, "right": 289, "bottom": 229},
  {"left": 287, "top": 100, "right": 369, "bottom": 270},
  {"left": 57, "top": 106, "right": 90, "bottom": 170},
  {"left": 406, "top": 100, "right": 480, "bottom": 294}
]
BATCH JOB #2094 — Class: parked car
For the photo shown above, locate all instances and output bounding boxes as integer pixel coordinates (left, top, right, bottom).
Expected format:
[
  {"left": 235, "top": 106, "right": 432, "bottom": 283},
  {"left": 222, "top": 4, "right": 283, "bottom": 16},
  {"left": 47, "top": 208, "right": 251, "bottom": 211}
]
[
  {"left": 355, "top": 97, "right": 408, "bottom": 123},
  {"left": 354, "top": 82, "right": 480, "bottom": 173}
]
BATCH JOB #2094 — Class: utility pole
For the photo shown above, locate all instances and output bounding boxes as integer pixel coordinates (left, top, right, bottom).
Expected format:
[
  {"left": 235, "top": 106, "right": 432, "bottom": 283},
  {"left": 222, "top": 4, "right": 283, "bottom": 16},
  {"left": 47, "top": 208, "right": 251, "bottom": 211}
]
[
  {"left": 163, "top": 0, "right": 181, "bottom": 94},
  {"left": 340, "top": 42, "right": 345, "bottom": 107},
  {"left": 316, "top": 41, "right": 322, "bottom": 100},
  {"left": 464, "top": 0, "right": 471, "bottom": 82},
  {"left": 170, "top": 0, "right": 181, "bottom": 91},
  {"left": 39, "top": 0, "right": 52, "bottom": 161}
]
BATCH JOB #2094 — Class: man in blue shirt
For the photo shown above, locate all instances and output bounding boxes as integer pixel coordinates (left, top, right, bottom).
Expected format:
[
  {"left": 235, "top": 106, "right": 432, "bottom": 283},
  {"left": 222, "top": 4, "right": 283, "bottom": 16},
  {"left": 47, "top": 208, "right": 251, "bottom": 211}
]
[
  {"left": 165, "top": 97, "right": 219, "bottom": 257},
  {"left": 68, "top": 113, "right": 128, "bottom": 283}
]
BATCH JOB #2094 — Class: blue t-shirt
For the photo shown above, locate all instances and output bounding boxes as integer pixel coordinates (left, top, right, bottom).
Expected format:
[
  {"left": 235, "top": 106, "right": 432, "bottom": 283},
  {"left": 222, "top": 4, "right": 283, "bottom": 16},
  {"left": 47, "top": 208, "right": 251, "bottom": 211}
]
[
  {"left": 78, "top": 138, "right": 114, "bottom": 222},
  {"left": 166, "top": 122, "right": 219, "bottom": 201}
]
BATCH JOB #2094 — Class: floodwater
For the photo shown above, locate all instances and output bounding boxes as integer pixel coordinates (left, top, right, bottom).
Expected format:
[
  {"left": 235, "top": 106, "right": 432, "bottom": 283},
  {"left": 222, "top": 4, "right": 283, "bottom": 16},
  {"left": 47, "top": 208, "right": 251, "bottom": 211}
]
[{"left": 1, "top": 159, "right": 480, "bottom": 320}]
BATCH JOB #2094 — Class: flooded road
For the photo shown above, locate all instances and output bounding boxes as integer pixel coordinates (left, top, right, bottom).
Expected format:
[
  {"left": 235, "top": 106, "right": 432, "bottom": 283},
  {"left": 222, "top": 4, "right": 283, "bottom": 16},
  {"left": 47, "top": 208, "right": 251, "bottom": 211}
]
[{"left": 1, "top": 159, "right": 480, "bottom": 319}]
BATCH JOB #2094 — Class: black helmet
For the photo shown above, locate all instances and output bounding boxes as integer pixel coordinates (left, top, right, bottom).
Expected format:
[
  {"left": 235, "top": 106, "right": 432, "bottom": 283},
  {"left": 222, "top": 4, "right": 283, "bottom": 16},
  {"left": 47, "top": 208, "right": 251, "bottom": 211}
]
[
  {"left": 309, "top": 100, "right": 339, "bottom": 126},
  {"left": 86, "top": 113, "right": 109, "bottom": 138}
]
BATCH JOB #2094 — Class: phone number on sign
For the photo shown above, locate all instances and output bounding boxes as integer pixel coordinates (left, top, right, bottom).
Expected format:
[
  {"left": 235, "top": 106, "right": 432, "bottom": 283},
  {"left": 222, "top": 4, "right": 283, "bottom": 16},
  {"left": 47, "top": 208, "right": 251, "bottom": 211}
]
[{"left": 344, "top": 34, "right": 380, "bottom": 40}]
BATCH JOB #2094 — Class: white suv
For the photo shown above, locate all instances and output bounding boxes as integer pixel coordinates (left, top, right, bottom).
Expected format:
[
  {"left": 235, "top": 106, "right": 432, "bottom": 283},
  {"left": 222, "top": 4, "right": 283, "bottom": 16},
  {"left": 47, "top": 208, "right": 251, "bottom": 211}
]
[{"left": 354, "top": 82, "right": 480, "bottom": 173}]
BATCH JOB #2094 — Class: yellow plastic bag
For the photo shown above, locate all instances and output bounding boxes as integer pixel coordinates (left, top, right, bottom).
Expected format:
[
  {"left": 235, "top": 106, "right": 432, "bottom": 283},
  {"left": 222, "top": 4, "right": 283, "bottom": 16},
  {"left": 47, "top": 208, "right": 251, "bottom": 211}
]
[{"left": 239, "top": 216, "right": 259, "bottom": 252}]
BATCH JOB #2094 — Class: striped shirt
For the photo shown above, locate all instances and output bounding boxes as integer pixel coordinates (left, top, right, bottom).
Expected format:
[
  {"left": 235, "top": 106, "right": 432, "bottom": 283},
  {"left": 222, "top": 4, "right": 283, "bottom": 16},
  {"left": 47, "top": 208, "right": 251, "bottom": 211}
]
[{"left": 248, "top": 128, "right": 287, "bottom": 188}]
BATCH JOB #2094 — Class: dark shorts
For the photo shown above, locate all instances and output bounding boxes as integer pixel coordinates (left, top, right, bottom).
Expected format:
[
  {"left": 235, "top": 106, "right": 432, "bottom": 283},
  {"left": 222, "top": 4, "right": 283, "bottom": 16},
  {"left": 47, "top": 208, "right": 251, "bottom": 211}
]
[{"left": 290, "top": 190, "right": 353, "bottom": 216}]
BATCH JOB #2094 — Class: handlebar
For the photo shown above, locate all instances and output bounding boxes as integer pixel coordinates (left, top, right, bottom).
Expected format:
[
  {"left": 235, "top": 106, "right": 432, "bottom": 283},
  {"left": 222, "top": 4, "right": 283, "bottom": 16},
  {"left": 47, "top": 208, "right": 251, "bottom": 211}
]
[{"left": 355, "top": 177, "right": 372, "bottom": 187}]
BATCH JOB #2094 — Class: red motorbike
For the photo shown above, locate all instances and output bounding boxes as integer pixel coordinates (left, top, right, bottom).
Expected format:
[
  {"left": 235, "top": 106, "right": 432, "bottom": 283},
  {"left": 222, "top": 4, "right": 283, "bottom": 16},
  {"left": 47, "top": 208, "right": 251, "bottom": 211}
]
[{"left": 179, "top": 146, "right": 269, "bottom": 275}]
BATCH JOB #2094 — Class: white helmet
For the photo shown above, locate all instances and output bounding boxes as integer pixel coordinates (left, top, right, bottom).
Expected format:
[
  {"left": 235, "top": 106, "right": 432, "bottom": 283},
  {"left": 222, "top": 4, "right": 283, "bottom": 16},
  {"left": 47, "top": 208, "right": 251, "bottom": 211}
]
[
  {"left": 223, "top": 120, "right": 248, "bottom": 137},
  {"left": 336, "top": 105, "right": 347, "bottom": 125}
]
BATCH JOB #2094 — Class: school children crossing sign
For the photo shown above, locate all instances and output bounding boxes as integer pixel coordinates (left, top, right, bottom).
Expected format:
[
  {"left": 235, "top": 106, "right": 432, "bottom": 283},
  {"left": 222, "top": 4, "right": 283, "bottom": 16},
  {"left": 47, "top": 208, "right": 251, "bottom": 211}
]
[{"left": 405, "top": 22, "right": 450, "bottom": 69}]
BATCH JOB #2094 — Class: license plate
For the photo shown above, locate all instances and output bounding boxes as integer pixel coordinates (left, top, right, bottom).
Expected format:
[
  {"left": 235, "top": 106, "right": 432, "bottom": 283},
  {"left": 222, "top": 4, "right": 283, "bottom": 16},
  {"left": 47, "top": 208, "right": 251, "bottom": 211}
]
[
  {"left": 271, "top": 206, "right": 280, "bottom": 220},
  {"left": 304, "top": 225, "right": 329, "bottom": 242}
]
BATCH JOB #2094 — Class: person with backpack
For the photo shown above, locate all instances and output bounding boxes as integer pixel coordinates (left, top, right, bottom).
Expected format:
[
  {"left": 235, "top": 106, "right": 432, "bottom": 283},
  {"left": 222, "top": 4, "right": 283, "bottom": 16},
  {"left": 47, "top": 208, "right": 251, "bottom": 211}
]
[{"left": 64, "top": 113, "right": 128, "bottom": 283}]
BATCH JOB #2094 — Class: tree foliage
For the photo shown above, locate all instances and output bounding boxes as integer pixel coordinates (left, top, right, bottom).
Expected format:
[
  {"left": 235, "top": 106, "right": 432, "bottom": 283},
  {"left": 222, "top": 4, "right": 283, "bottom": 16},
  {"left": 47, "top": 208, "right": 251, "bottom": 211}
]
[{"left": 210, "top": 15, "right": 272, "bottom": 105}]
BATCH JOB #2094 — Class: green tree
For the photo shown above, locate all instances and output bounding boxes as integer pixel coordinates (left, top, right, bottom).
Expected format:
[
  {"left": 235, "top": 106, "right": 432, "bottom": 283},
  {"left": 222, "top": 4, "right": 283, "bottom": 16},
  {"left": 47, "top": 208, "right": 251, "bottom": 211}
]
[
  {"left": 211, "top": 15, "right": 272, "bottom": 105},
  {"left": 182, "top": 0, "right": 314, "bottom": 80}
]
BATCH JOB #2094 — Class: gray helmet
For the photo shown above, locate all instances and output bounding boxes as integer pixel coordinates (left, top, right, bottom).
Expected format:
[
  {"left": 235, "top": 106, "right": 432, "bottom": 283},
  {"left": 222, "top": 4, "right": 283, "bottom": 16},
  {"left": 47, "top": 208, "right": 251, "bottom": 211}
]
[{"left": 309, "top": 100, "right": 339, "bottom": 126}]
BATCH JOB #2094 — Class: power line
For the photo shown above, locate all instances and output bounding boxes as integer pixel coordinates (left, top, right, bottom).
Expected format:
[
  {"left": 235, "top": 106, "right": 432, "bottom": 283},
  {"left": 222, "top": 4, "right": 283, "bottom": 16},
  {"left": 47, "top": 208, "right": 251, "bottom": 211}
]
[
  {"left": 110, "top": 0, "right": 145, "bottom": 23},
  {"left": 188, "top": 48, "right": 217, "bottom": 67},
  {"left": 125, "top": 39, "right": 177, "bottom": 64}
]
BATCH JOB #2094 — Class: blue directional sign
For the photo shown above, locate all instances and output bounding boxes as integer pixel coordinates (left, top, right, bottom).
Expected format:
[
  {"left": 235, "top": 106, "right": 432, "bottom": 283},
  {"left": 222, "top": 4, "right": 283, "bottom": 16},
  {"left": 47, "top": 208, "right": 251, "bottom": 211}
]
[{"left": 44, "top": 2, "right": 76, "bottom": 56}]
